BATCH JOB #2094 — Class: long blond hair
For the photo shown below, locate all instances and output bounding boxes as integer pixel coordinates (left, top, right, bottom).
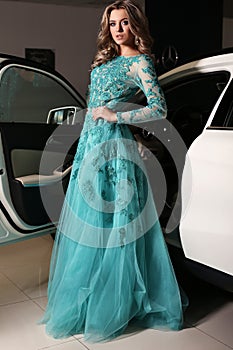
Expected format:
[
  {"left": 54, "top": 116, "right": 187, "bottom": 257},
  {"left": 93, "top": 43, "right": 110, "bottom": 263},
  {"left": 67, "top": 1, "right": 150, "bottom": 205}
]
[{"left": 91, "top": 0, "right": 153, "bottom": 69}]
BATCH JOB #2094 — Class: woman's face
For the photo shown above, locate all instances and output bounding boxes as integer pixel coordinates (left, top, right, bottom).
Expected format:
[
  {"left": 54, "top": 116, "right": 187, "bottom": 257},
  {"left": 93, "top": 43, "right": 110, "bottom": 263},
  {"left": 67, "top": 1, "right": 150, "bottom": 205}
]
[{"left": 109, "top": 9, "right": 135, "bottom": 48}]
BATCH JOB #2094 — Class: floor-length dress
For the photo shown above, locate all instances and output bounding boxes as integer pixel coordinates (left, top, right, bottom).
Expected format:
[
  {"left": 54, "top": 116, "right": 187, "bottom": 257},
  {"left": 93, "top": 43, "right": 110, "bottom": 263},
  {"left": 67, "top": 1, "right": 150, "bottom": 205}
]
[{"left": 39, "top": 54, "right": 185, "bottom": 342}]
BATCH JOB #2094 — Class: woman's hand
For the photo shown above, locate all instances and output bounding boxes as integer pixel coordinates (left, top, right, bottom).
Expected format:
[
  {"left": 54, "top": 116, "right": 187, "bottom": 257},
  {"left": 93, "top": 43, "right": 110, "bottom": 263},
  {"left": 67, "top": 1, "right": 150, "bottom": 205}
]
[
  {"left": 93, "top": 106, "right": 117, "bottom": 122},
  {"left": 134, "top": 134, "right": 147, "bottom": 159}
]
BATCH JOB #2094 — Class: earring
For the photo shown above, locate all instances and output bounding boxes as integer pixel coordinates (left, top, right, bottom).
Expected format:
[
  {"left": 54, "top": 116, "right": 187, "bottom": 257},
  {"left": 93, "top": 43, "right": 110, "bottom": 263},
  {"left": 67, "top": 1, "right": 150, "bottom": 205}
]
[{"left": 135, "top": 36, "right": 140, "bottom": 46}]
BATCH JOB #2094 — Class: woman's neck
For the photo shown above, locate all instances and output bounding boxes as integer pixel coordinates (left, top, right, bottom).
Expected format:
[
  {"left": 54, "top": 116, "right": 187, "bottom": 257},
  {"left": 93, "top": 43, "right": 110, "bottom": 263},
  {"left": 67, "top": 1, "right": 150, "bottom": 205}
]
[{"left": 119, "top": 45, "right": 140, "bottom": 57}]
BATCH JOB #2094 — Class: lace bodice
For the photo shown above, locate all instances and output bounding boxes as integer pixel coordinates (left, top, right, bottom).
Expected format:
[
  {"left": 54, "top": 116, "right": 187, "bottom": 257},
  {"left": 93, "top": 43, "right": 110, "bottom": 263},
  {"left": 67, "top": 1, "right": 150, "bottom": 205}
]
[{"left": 87, "top": 54, "right": 167, "bottom": 125}]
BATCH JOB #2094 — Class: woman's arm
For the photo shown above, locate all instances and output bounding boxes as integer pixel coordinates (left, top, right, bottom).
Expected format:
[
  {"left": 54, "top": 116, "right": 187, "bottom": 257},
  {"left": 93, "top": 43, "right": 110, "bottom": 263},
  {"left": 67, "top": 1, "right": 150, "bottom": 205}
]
[{"left": 116, "top": 56, "right": 167, "bottom": 124}]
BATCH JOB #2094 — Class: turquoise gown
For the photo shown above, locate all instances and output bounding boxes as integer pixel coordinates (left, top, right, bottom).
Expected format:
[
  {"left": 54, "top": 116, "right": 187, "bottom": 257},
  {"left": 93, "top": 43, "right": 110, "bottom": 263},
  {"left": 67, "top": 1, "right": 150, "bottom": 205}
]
[{"left": 40, "top": 54, "right": 185, "bottom": 342}]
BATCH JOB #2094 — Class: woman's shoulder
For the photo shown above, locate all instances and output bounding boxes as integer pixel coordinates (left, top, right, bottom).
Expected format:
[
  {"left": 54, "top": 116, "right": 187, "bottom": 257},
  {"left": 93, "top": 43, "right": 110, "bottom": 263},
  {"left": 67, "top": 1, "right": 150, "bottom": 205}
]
[
  {"left": 127, "top": 54, "right": 156, "bottom": 74},
  {"left": 137, "top": 54, "right": 155, "bottom": 65}
]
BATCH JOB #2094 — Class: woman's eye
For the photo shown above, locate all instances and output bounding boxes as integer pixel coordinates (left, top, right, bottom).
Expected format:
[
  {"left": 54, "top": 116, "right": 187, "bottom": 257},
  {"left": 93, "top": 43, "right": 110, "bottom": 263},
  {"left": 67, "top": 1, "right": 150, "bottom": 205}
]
[
  {"left": 122, "top": 20, "right": 129, "bottom": 25},
  {"left": 110, "top": 22, "right": 115, "bottom": 27}
]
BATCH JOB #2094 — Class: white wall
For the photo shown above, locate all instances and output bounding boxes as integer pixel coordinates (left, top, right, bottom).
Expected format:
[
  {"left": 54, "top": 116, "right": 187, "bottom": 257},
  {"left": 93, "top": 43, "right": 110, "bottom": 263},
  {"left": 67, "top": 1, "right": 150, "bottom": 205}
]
[{"left": 0, "top": 1, "right": 104, "bottom": 96}]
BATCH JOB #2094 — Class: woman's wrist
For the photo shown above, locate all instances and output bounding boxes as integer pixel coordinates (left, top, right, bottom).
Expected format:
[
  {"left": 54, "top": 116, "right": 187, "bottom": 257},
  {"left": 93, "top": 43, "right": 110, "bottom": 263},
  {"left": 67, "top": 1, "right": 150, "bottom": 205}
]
[{"left": 112, "top": 112, "right": 117, "bottom": 122}]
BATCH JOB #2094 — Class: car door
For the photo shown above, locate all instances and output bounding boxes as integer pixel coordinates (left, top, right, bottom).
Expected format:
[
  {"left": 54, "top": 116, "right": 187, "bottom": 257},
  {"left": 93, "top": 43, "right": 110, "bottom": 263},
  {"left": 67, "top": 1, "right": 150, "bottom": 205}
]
[
  {"left": 158, "top": 68, "right": 230, "bottom": 234},
  {"left": 0, "top": 57, "right": 85, "bottom": 244},
  {"left": 180, "top": 74, "right": 233, "bottom": 276}
]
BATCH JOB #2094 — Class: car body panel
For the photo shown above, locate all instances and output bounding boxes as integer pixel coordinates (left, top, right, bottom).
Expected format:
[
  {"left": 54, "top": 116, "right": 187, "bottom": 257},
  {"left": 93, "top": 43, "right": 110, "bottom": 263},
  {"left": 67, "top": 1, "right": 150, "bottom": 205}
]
[
  {"left": 180, "top": 129, "right": 233, "bottom": 275},
  {"left": 159, "top": 52, "right": 233, "bottom": 281}
]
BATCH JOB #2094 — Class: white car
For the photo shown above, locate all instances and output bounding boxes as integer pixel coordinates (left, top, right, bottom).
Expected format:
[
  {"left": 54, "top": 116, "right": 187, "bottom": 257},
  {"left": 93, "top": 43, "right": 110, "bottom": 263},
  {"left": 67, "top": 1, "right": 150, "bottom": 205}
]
[{"left": 156, "top": 50, "right": 233, "bottom": 292}]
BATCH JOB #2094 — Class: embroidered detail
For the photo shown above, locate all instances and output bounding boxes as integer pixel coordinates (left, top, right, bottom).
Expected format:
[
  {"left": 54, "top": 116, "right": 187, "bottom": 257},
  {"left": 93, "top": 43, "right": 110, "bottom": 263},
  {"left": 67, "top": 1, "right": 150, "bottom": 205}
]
[
  {"left": 104, "top": 165, "right": 117, "bottom": 186},
  {"left": 119, "top": 227, "right": 126, "bottom": 248},
  {"left": 84, "top": 55, "right": 167, "bottom": 132},
  {"left": 81, "top": 180, "right": 95, "bottom": 202}
]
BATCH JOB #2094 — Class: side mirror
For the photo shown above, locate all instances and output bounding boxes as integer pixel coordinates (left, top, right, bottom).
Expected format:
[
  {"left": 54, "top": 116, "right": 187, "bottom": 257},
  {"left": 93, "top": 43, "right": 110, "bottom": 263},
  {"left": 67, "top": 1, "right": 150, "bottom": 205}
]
[{"left": 47, "top": 106, "right": 82, "bottom": 125}]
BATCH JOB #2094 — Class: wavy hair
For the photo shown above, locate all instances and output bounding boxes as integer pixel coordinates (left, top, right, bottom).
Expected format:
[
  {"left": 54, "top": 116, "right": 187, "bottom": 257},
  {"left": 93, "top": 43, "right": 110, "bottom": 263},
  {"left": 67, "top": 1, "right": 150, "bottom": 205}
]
[{"left": 91, "top": 0, "right": 153, "bottom": 69}]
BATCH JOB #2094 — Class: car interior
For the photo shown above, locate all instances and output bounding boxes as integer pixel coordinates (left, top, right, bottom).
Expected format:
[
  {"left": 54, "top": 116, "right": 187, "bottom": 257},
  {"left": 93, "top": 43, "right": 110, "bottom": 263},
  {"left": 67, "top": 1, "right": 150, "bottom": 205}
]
[{"left": 0, "top": 65, "right": 84, "bottom": 230}]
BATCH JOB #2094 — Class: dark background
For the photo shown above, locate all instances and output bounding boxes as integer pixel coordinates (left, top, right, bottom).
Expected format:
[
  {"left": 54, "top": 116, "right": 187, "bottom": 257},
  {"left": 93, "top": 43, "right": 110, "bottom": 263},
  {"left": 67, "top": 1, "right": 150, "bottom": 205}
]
[{"left": 145, "top": 0, "right": 224, "bottom": 74}]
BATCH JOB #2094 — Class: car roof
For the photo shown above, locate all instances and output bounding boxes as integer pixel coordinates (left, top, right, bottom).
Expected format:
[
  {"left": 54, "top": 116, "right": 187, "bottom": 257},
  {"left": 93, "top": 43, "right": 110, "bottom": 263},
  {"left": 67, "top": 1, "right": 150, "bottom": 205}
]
[
  {"left": 159, "top": 49, "right": 233, "bottom": 82},
  {"left": 0, "top": 52, "right": 55, "bottom": 72}
]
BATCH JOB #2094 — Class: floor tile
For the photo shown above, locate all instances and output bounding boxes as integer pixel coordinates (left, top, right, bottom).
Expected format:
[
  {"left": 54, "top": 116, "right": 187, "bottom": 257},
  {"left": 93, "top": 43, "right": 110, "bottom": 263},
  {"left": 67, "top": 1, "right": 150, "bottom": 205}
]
[
  {"left": 0, "top": 299, "right": 73, "bottom": 350},
  {"left": 73, "top": 334, "right": 85, "bottom": 340},
  {"left": 0, "top": 272, "right": 28, "bottom": 305},
  {"left": 79, "top": 327, "right": 232, "bottom": 350},
  {"left": 3, "top": 263, "right": 49, "bottom": 298},
  {"left": 0, "top": 236, "right": 53, "bottom": 270},
  {"left": 0, "top": 236, "right": 52, "bottom": 298},
  {"left": 1, "top": 236, "right": 232, "bottom": 350},
  {"left": 181, "top": 274, "right": 233, "bottom": 348},
  {"left": 196, "top": 301, "right": 233, "bottom": 348},
  {"left": 42, "top": 234, "right": 55, "bottom": 242},
  {"left": 38, "top": 340, "right": 88, "bottom": 350},
  {"left": 33, "top": 296, "right": 48, "bottom": 310}
]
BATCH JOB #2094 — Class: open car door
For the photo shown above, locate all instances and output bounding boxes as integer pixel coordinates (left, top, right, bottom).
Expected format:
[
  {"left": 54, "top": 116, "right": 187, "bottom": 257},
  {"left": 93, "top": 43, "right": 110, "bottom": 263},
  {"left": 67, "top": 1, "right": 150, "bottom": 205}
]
[
  {"left": 0, "top": 56, "right": 85, "bottom": 245},
  {"left": 180, "top": 78, "right": 233, "bottom": 278}
]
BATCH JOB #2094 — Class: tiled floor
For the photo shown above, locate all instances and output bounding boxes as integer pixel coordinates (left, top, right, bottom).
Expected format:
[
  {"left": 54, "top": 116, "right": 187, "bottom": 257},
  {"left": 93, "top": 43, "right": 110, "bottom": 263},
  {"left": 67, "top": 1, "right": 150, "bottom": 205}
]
[{"left": 0, "top": 235, "right": 232, "bottom": 350}]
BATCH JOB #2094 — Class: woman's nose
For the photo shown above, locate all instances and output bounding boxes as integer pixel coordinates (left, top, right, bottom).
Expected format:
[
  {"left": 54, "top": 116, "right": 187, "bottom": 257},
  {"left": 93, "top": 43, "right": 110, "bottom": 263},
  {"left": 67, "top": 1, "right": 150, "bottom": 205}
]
[{"left": 116, "top": 23, "right": 123, "bottom": 32}]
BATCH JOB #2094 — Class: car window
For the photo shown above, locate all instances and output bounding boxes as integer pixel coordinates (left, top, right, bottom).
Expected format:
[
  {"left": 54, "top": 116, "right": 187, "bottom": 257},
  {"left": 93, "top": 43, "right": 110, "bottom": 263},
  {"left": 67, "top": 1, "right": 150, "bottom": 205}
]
[
  {"left": 211, "top": 78, "right": 233, "bottom": 128},
  {"left": 161, "top": 71, "right": 230, "bottom": 146},
  {"left": 0, "top": 66, "right": 80, "bottom": 123}
]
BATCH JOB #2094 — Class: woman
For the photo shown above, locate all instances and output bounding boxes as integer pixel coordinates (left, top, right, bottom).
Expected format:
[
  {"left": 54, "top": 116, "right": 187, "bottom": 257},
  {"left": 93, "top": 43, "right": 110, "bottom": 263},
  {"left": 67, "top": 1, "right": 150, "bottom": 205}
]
[{"left": 40, "top": 0, "right": 185, "bottom": 342}]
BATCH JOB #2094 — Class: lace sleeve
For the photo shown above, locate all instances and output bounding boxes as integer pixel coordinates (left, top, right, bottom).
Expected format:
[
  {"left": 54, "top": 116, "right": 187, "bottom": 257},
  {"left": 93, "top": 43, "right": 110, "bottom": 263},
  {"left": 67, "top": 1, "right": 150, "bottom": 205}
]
[{"left": 116, "top": 56, "right": 167, "bottom": 124}]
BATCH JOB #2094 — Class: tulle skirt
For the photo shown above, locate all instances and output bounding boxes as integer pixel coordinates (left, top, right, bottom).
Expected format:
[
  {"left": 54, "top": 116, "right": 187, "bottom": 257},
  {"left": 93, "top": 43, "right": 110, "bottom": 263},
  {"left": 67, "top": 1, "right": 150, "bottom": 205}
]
[{"left": 39, "top": 119, "right": 186, "bottom": 342}]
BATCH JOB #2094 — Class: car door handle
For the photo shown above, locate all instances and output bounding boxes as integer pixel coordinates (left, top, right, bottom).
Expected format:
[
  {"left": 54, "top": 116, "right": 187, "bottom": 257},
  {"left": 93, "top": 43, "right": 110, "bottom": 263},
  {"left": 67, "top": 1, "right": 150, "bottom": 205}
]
[{"left": 15, "top": 165, "right": 72, "bottom": 187}]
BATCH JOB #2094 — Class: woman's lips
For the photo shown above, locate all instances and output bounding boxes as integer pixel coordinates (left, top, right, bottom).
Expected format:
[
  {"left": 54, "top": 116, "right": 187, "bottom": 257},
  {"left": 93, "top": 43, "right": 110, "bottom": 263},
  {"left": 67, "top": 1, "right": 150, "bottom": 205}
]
[{"left": 115, "top": 35, "right": 124, "bottom": 39}]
